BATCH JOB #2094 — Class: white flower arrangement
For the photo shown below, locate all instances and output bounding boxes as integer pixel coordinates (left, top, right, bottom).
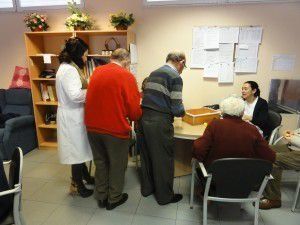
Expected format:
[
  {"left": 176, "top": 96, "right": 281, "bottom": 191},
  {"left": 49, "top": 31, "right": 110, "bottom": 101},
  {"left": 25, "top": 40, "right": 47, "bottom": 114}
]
[{"left": 65, "top": 1, "right": 93, "bottom": 30}]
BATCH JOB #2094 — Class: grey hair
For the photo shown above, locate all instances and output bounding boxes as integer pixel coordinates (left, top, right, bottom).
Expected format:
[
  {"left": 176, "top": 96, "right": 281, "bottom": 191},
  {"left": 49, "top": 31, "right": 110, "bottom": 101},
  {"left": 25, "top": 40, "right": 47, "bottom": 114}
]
[
  {"left": 220, "top": 96, "right": 245, "bottom": 117},
  {"left": 166, "top": 52, "right": 186, "bottom": 63},
  {"left": 111, "top": 48, "right": 130, "bottom": 62}
]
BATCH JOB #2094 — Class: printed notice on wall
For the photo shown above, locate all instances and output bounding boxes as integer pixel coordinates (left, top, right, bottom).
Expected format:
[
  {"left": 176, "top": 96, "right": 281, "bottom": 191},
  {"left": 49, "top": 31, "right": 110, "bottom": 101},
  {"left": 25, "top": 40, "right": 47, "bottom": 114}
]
[
  {"left": 235, "top": 58, "right": 258, "bottom": 73},
  {"left": 218, "top": 62, "right": 234, "bottom": 83},
  {"left": 190, "top": 47, "right": 206, "bottom": 69},
  {"left": 130, "top": 43, "right": 138, "bottom": 64},
  {"left": 239, "top": 27, "right": 263, "bottom": 44},
  {"left": 272, "top": 54, "right": 296, "bottom": 71}
]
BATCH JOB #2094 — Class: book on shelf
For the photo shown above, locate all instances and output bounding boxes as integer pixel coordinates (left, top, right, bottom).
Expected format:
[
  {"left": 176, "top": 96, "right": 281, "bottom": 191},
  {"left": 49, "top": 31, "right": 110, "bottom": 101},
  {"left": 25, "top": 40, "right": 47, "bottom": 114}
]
[
  {"left": 40, "top": 83, "right": 50, "bottom": 102},
  {"left": 85, "top": 57, "right": 109, "bottom": 77},
  {"left": 47, "top": 85, "right": 57, "bottom": 102},
  {"left": 40, "top": 83, "right": 57, "bottom": 102}
]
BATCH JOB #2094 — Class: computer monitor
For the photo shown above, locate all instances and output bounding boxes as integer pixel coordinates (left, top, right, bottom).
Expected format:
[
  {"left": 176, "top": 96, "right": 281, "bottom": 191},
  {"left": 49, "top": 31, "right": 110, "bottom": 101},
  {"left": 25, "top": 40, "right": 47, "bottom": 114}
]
[{"left": 268, "top": 79, "right": 300, "bottom": 113}]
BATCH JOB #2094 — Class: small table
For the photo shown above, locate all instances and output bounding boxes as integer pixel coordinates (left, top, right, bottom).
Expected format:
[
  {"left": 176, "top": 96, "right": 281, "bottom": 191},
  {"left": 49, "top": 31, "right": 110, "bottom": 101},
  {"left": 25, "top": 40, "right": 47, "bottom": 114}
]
[{"left": 174, "top": 122, "right": 206, "bottom": 177}]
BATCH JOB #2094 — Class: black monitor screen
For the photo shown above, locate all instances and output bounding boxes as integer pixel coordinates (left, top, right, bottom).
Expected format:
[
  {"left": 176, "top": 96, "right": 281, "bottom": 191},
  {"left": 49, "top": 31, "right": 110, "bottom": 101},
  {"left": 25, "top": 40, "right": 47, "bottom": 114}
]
[{"left": 269, "top": 79, "right": 300, "bottom": 112}]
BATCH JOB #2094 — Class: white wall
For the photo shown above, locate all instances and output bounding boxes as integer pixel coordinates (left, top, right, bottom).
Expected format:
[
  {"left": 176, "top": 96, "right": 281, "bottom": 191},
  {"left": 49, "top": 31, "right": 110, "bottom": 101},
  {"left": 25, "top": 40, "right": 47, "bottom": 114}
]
[{"left": 0, "top": 1, "right": 299, "bottom": 111}]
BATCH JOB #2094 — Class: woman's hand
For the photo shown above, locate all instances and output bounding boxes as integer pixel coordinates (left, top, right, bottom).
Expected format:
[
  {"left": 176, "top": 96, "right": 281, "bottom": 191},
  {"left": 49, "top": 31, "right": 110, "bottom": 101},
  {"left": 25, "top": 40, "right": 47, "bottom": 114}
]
[{"left": 284, "top": 130, "right": 294, "bottom": 141}]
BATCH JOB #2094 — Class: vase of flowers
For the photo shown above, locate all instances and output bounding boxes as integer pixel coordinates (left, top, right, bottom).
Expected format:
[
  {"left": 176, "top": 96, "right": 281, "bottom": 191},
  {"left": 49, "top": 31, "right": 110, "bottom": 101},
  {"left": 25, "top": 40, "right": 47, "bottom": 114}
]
[
  {"left": 24, "top": 13, "right": 49, "bottom": 32},
  {"left": 109, "top": 12, "right": 135, "bottom": 30},
  {"left": 65, "top": 0, "right": 93, "bottom": 30}
]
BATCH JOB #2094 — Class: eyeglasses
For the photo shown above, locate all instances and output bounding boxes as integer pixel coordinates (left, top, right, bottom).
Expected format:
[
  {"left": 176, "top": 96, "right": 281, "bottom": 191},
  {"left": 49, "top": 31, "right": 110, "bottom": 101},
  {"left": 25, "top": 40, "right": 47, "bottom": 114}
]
[{"left": 182, "top": 60, "right": 187, "bottom": 69}]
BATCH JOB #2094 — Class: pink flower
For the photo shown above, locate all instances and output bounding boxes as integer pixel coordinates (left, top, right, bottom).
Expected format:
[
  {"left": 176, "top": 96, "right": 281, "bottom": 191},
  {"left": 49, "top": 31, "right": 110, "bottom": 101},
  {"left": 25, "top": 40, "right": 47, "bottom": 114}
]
[
  {"left": 33, "top": 19, "right": 37, "bottom": 23},
  {"left": 39, "top": 25, "right": 42, "bottom": 28},
  {"left": 41, "top": 19, "right": 45, "bottom": 22}
]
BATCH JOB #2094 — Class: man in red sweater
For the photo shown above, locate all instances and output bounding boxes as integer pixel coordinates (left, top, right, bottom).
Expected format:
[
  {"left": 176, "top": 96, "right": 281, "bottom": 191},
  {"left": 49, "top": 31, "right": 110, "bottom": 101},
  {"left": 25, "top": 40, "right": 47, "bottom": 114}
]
[
  {"left": 85, "top": 48, "right": 142, "bottom": 210},
  {"left": 193, "top": 96, "right": 275, "bottom": 167}
]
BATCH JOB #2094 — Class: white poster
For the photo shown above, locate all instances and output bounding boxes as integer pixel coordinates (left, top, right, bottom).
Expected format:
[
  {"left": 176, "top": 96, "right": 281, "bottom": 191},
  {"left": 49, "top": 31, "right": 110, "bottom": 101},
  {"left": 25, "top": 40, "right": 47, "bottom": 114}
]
[
  {"left": 239, "top": 27, "right": 263, "bottom": 44},
  {"left": 130, "top": 43, "right": 138, "bottom": 64},
  {"left": 272, "top": 54, "right": 296, "bottom": 71},
  {"left": 192, "top": 27, "right": 206, "bottom": 49},
  {"left": 218, "top": 62, "right": 234, "bottom": 83},
  {"left": 203, "top": 27, "right": 219, "bottom": 50},
  {"left": 235, "top": 58, "right": 258, "bottom": 73},
  {"left": 190, "top": 46, "right": 206, "bottom": 69},
  {"left": 235, "top": 43, "right": 259, "bottom": 58},
  {"left": 219, "top": 27, "right": 240, "bottom": 43}
]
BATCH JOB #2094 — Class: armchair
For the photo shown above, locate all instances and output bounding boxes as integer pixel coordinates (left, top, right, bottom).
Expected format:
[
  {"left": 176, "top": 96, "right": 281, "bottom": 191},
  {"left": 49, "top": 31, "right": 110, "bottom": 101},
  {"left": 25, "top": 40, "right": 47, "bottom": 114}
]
[{"left": 0, "top": 89, "right": 37, "bottom": 160}]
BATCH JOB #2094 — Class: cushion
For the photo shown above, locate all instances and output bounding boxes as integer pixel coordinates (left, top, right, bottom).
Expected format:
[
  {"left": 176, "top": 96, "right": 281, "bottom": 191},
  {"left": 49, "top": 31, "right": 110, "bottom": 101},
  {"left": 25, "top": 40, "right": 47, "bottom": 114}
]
[{"left": 9, "top": 66, "right": 31, "bottom": 89}]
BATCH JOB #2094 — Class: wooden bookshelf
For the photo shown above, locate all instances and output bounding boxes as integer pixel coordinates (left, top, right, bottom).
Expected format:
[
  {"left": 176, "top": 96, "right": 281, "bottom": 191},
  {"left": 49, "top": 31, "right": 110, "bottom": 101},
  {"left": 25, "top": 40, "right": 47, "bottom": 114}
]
[{"left": 25, "top": 30, "right": 136, "bottom": 150}]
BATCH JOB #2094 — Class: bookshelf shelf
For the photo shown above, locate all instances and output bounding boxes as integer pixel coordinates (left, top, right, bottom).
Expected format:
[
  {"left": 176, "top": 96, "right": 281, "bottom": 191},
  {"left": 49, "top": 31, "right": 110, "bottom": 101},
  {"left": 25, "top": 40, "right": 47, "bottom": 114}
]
[
  {"left": 32, "top": 78, "right": 56, "bottom": 81},
  {"left": 87, "top": 54, "right": 110, "bottom": 57},
  {"left": 40, "top": 141, "right": 58, "bottom": 149},
  {"left": 36, "top": 101, "right": 58, "bottom": 106},
  {"left": 38, "top": 124, "right": 57, "bottom": 129},
  {"left": 25, "top": 30, "right": 135, "bottom": 150}
]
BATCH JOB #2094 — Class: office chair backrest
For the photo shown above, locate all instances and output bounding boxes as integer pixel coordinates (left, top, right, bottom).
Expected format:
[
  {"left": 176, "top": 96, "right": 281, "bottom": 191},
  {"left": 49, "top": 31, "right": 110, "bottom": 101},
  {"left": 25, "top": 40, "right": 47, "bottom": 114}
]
[
  {"left": 208, "top": 158, "right": 272, "bottom": 198},
  {"left": 268, "top": 110, "right": 282, "bottom": 132},
  {"left": 8, "top": 147, "right": 23, "bottom": 189}
]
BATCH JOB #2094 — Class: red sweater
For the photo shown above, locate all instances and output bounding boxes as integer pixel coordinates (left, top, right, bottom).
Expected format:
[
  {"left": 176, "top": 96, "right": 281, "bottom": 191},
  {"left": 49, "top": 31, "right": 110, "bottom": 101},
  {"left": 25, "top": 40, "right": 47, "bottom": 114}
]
[
  {"left": 85, "top": 63, "right": 142, "bottom": 138},
  {"left": 193, "top": 116, "right": 275, "bottom": 167}
]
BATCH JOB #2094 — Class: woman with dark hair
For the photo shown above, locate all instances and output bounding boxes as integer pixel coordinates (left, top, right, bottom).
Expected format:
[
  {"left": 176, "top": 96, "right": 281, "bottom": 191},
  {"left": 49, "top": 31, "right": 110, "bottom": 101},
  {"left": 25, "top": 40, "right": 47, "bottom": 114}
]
[
  {"left": 242, "top": 81, "right": 270, "bottom": 137},
  {"left": 56, "top": 37, "right": 94, "bottom": 198}
]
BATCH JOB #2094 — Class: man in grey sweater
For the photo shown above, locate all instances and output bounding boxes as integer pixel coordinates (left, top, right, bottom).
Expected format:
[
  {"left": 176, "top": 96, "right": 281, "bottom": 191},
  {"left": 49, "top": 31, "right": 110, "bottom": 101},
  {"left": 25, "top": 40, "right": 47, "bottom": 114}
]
[
  {"left": 140, "top": 52, "right": 186, "bottom": 205},
  {"left": 260, "top": 128, "right": 300, "bottom": 209}
]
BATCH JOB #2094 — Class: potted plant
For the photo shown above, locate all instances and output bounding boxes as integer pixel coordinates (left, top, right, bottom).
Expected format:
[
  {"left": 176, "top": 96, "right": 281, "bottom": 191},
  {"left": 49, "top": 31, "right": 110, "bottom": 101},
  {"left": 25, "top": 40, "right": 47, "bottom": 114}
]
[
  {"left": 110, "top": 12, "right": 135, "bottom": 30},
  {"left": 24, "top": 13, "right": 49, "bottom": 32},
  {"left": 65, "top": 0, "right": 94, "bottom": 30}
]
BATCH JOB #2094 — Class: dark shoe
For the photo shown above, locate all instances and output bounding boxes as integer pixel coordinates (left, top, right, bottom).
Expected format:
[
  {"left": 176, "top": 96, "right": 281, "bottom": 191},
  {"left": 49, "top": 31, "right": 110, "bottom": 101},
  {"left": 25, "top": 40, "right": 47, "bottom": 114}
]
[
  {"left": 158, "top": 194, "right": 183, "bottom": 205},
  {"left": 259, "top": 198, "right": 281, "bottom": 210},
  {"left": 171, "top": 194, "right": 183, "bottom": 203},
  {"left": 106, "top": 193, "right": 128, "bottom": 210},
  {"left": 141, "top": 190, "right": 153, "bottom": 197},
  {"left": 73, "top": 179, "right": 93, "bottom": 198},
  {"left": 97, "top": 199, "right": 108, "bottom": 208},
  {"left": 83, "top": 176, "right": 95, "bottom": 185}
]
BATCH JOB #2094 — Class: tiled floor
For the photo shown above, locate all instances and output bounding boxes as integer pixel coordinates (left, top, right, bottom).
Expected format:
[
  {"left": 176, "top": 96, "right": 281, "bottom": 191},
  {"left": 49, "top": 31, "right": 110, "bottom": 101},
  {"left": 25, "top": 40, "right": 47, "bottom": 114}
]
[{"left": 6, "top": 149, "right": 300, "bottom": 225}]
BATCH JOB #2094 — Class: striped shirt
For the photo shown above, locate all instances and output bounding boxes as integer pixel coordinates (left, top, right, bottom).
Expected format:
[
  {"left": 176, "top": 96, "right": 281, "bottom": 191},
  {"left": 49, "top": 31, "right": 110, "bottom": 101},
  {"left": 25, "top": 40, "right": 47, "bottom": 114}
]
[{"left": 142, "top": 64, "right": 185, "bottom": 117}]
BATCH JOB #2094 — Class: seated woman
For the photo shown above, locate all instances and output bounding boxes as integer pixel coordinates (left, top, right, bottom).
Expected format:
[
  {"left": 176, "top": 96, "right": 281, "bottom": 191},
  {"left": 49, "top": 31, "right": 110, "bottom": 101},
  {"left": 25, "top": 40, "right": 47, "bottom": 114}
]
[
  {"left": 260, "top": 129, "right": 300, "bottom": 209},
  {"left": 193, "top": 96, "right": 275, "bottom": 168},
  {"left": 242, "top": 81, "right": 270, "bottom": 137}
]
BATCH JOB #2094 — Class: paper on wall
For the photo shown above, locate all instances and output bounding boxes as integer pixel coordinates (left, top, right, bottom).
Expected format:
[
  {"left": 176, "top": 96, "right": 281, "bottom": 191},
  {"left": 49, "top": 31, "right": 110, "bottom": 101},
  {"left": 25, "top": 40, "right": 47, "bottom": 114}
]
[
  {"left": 192, "top": 27, "right": 206, "bottom": 49},
  {"left": 219, "top": 44, "right": 234, "bottom": 63},
  {"left": 130, "top": 64, "right": 138, "bottom": 77},
  {"left": 235, "top": 43, "right": 259, "bottom": 58},
  {"left": 239, "top": 27, "right": 263, "bottom": 44},
  {"left": 36, "top": 54, "right": 56, "bottom": 64},
  {"left": 203, "top": 27, "right": 219, "bottom": 50},
  {"left": 235, "top": 58, "right": 258, "bottom": 73},
  {"left": 204, "top": 50, "right": 219, "bottom": 78},
  {"left": 272, "top": 54, "right": 296, "bottom": 71},
  {"left": 218, "top": 62, "right": 234, "bottom": 83},
  {"left": 130, "top": 43, "right": 138, "bottom": 64},
  {"left": 190, "top": 46, "right": 206, "bottom": 68},
  {"left": 219, "top": 27, "right": 239, "bottom": 43}
]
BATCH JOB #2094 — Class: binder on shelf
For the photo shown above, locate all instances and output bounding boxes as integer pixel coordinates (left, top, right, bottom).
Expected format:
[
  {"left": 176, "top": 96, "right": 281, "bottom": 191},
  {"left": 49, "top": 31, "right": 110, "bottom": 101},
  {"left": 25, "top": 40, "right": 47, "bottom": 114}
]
[
  {"left": 47, "top": 85, "right": 57, "bottom": 102},
  {"left": 40, "top": 83, "right": 50, "bottom": 102}
]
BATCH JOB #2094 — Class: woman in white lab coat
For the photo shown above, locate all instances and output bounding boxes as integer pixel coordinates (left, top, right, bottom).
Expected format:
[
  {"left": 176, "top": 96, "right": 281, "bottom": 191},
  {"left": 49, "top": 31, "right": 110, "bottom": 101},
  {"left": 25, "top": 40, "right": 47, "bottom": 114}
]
[{"left": 56, "top": 37, "right": 93, "bottom": 198}]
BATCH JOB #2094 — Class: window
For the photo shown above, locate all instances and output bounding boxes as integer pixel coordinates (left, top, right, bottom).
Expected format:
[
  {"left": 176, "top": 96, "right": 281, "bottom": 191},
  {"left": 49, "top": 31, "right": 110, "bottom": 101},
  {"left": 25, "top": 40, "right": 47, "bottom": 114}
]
[
  {"left": 144, "top": 0, "right": 300, "bottom": 6},
  {"left": 0, "top": 0, "right": 15, "bottom": 11},
  {"left": 18, "top": 0, "right": 82, "bottom": 8},
  {"left": 0, "top": 0, "right": 84, "bottom": 11}
]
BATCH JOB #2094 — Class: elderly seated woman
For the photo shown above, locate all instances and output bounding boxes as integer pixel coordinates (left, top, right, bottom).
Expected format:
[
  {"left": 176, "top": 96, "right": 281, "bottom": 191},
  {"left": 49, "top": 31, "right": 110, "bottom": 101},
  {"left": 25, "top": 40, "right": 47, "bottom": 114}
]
[
  {"left": 193, "top": 96, "right": 275, "bottom": 168},
  {"left": 260, "top": 128, "right": 300, "bottom": 209}
]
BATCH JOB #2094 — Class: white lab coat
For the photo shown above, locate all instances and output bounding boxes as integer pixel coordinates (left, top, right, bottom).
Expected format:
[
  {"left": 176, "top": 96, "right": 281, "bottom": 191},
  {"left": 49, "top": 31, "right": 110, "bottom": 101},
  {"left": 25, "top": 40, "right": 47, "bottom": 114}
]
[{"left": 55, "top": 63, "right": 93, "bottom": 164}]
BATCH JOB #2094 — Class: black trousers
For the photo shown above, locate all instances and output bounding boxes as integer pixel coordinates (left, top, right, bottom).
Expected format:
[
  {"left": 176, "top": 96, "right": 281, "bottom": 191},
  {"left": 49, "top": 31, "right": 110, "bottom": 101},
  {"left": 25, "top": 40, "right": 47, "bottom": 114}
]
[
  {"left": 71, "top": 163, "right": 90, "bottom": 183},
  {"left": 140, "top": 108, "right": 175, "bottom": 204}
]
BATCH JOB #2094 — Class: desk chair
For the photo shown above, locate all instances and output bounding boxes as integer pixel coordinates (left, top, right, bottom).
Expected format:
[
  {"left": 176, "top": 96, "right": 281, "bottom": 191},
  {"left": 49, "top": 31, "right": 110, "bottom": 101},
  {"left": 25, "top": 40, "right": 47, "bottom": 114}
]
[
  {"left": 273, "top": 137, "right": 300, "bottom": 212},
  {"left": 190, "top": 158, "right": 273, "bottom": 225},
  {"left": 268, "top": 110, "right": 282, "bottom": 145},
  {"left": 0, "top": 147, "right": 26, "bottom": 225}
]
